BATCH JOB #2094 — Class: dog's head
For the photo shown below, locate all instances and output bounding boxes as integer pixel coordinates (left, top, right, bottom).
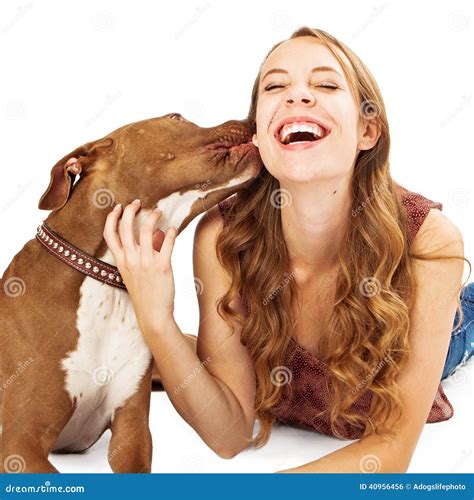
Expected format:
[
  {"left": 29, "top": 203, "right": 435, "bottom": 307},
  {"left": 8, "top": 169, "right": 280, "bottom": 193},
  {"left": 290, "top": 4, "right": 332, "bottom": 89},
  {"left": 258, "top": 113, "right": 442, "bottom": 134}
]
[{"left": 38, "top": 113, "right": 262, "bottom": 229}]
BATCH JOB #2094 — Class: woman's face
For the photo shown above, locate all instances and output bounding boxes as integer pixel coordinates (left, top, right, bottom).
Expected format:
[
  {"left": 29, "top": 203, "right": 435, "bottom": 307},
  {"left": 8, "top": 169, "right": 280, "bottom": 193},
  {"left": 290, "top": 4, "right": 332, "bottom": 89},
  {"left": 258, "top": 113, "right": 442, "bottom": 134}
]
[{"left": 253, "top": 36, "right": 378, "bottom": 184}]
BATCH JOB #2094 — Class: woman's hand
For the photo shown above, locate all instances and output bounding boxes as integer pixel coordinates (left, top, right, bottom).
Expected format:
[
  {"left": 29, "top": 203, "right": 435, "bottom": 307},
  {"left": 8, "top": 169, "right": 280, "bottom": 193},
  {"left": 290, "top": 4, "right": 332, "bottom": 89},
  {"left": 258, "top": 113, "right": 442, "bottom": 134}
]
[{"left": 103, "top": 199, "right": 178, "bottom": 339}]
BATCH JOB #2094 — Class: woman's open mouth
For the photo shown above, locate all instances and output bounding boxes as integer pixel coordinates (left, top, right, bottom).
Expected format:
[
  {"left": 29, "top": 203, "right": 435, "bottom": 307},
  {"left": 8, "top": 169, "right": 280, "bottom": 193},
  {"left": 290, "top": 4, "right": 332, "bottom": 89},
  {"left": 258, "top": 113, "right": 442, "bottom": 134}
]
[{"left": 274, "top": 120, "right": 331, "bottom": 151}]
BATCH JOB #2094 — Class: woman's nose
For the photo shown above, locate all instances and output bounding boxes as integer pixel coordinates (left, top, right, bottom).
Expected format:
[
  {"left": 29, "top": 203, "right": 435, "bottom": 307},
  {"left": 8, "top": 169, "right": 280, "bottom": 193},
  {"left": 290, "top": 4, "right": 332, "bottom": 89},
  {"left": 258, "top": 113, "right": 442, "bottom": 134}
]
[{"left": 285, "top": 87, "right": 315, "bottom": 106}]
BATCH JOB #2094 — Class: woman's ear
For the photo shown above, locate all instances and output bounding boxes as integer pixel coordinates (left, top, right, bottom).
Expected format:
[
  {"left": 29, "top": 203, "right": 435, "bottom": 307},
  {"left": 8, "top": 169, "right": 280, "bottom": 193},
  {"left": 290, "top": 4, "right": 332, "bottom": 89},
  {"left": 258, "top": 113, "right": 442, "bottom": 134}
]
[
  {"left": 358, "top": 118, "right": 382, "bottom": 151},
  {"left": 38, "top": 137, "right": 113, "bottom": 211}
]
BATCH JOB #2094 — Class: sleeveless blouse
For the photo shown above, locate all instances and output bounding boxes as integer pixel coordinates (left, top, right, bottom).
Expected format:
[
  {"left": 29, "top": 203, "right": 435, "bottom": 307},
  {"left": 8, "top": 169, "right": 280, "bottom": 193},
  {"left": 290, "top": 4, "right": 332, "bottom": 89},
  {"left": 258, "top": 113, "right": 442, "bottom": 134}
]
[{"left": 217, "top": 185, "right": 453, "bottom": 440}]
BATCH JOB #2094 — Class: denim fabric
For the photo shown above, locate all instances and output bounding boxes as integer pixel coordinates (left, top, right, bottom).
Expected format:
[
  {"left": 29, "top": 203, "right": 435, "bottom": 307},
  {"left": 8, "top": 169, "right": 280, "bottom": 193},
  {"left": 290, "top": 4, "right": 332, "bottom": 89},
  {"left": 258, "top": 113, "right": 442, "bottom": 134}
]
[{"left": 441, "top": 282, "right": 474, "bottom": 380}]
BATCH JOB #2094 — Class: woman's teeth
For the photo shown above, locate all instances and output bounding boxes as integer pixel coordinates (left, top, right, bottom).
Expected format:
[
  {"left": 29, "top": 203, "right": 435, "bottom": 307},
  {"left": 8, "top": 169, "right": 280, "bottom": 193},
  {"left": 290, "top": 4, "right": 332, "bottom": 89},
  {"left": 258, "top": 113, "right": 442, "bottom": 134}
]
[{"left": 279, "top": 122, "right": 326, "bottom": 145}]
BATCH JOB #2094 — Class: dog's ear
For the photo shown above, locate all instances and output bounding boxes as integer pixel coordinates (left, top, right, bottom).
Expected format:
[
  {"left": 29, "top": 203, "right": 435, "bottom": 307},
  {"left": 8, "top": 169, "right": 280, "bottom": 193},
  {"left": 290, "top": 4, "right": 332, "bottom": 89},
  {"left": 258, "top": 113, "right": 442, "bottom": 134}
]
[{"left": 38, "top": 137, "right": 113, "bottom": 211}]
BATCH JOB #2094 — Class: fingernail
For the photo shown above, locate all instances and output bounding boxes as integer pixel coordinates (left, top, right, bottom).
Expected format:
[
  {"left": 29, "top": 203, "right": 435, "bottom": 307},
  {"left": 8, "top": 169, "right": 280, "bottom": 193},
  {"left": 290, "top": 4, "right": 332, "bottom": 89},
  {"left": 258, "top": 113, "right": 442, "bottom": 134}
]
[
  {"left": 154, "top": 207, "right": 161, "bottom": 214},
  {"left": 133, "top": 199, "right": 141, "bottom": 205},
  {"left": 115, "top": 203, "right": 122, "bottom": 210}
]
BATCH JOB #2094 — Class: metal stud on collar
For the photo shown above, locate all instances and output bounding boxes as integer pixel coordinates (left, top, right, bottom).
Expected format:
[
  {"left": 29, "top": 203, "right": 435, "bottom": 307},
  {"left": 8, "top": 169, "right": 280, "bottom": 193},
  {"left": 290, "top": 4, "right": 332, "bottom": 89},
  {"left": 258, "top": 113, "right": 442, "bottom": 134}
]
[{"left": 35, "top": 223, "right": 127, "bottom": 290}]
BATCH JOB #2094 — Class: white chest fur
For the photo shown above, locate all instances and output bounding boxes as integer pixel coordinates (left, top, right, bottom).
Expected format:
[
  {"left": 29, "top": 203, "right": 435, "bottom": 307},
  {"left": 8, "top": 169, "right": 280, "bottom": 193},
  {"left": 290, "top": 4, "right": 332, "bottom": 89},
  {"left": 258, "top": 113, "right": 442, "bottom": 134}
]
[
  {"left": 53, "top": 176, "right": 253, "bottom": 452},
  {"left": 154, "top": 170, "right": 256, "bottom": 233},
  {"left": 54, "top": 249, "right": 152, "bottom": 453}
]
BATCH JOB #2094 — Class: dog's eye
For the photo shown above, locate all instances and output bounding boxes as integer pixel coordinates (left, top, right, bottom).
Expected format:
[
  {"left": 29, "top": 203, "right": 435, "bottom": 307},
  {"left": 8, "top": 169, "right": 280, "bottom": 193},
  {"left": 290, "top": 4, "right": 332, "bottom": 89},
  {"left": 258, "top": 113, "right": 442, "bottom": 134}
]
[{"left": 169, "top": 113, "right": 185, "bottom": 121}]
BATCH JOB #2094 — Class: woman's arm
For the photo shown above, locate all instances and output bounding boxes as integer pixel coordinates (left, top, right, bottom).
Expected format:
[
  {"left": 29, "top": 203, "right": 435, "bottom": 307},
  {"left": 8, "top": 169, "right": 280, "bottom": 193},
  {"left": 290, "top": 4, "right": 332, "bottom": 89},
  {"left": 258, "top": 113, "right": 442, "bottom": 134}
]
[
  {"left": 103, "top": 202, "right": 256, "bottom": 458},
  {"left": 278, "top": 209, "right": 465, "bottom": 473},
  {"left": 145, "top": 315, "right": 255, "bottom": 458}
]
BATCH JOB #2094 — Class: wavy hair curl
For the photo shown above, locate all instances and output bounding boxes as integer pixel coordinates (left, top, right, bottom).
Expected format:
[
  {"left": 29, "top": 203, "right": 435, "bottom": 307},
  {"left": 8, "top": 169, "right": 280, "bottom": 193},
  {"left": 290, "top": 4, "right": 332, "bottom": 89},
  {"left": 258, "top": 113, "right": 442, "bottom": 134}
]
[{"left": 215, "top": 26, "right": 470, "bottom": 448}]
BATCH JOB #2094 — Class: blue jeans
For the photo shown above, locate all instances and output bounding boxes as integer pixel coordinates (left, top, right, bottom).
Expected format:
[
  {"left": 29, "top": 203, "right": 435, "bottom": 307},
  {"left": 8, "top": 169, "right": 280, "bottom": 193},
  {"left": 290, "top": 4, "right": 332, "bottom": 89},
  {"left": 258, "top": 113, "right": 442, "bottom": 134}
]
[{"left": 441, "top": 282, "right": 474, "bottom": 380}]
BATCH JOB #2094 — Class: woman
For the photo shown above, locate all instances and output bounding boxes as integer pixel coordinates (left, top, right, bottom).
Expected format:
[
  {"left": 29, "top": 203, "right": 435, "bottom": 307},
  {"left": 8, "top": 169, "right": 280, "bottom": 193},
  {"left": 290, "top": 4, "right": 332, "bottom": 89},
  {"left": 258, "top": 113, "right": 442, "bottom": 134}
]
[{"left": 103, "top": 27, "right": 473, "bottom": 472}]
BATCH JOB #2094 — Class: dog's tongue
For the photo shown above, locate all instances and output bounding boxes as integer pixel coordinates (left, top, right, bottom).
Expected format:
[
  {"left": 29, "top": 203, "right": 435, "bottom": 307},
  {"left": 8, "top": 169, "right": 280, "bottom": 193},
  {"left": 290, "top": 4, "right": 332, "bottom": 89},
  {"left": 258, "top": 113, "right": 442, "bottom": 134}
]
[{"left": 152, "top": 229, "right": 166, "bottom": 251}]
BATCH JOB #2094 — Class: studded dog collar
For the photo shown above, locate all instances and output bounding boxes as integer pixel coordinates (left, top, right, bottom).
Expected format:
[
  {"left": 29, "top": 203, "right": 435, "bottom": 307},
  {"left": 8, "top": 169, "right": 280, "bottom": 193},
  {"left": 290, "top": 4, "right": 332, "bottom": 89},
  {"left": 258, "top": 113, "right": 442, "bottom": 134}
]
[{"left": 36, "top": 222, "right": 126, "bottom": 290}]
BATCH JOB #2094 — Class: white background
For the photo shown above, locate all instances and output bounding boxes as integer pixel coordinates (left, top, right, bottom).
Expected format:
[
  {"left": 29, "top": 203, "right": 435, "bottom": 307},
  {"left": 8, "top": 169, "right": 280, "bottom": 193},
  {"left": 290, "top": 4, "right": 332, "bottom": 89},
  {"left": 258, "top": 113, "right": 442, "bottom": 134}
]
[{"left": 1, "top": 0, "right": 473, "bottom": 473}]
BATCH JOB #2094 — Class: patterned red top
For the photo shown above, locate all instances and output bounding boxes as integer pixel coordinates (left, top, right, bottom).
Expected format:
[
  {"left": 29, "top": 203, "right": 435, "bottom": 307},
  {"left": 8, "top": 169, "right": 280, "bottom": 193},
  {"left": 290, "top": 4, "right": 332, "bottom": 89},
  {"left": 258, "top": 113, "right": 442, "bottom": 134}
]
[{"left": 217, "top": 185, "right": 453, "bottom": 440}]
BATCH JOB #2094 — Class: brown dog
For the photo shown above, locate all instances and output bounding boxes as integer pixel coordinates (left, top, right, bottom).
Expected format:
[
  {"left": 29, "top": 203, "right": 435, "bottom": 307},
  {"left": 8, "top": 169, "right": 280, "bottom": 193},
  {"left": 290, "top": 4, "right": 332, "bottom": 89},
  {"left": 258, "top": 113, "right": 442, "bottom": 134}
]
[{"left": 0, "top": 112, "right": 261, "bottom": 473}]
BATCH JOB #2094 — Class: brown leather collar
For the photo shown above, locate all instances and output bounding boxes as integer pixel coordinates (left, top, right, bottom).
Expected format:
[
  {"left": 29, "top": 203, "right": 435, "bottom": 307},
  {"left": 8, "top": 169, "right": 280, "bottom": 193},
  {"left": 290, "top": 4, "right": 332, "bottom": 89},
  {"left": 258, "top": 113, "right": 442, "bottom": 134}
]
[{"left": 36, "top": 222, "right": 126, "bottom": 290}]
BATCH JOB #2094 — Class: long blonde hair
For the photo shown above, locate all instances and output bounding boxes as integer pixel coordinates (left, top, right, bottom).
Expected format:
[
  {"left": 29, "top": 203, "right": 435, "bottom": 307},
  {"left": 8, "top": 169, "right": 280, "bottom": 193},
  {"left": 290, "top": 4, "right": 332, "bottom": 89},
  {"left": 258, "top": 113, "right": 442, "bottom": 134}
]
[{"left": 215, "top": 27, "right": 470, "bottom": 447}]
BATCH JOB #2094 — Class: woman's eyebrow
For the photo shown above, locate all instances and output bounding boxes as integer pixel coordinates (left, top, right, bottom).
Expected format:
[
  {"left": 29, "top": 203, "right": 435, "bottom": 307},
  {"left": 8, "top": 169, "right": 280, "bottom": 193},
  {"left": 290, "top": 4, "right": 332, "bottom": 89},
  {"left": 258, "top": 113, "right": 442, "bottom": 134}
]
[{"left": 261, "top": 65, "right": 343, "bottom": 82}]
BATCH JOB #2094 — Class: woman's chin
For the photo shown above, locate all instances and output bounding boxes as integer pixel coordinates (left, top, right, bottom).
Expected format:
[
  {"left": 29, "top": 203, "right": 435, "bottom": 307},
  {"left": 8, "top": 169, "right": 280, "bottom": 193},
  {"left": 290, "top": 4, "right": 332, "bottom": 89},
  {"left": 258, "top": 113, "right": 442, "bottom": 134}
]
[{"left": 272, "top": 167, "right": 329, "bottom": 185}]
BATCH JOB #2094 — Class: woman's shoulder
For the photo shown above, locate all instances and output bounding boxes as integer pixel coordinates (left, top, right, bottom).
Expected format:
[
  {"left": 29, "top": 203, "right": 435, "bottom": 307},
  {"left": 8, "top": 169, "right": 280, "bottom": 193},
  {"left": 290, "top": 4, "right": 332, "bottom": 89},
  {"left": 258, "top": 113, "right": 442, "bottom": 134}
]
[
  {"left": 394, "top": 183, "right": 462, "bottom": 254},
  {"left": 395, "top": 183, "right": 443, "bottom": 215},
  {"left": 394, "top": 183, "right": 444, "bottom": 246}
]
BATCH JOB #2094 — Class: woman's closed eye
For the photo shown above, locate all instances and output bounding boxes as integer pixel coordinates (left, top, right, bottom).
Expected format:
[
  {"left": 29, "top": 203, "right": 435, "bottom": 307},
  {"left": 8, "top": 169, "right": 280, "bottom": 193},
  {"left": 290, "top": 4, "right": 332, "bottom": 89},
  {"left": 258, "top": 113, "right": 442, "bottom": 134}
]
[{"left": 264, "top": 82, "right": 339, "bottom": 91}]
